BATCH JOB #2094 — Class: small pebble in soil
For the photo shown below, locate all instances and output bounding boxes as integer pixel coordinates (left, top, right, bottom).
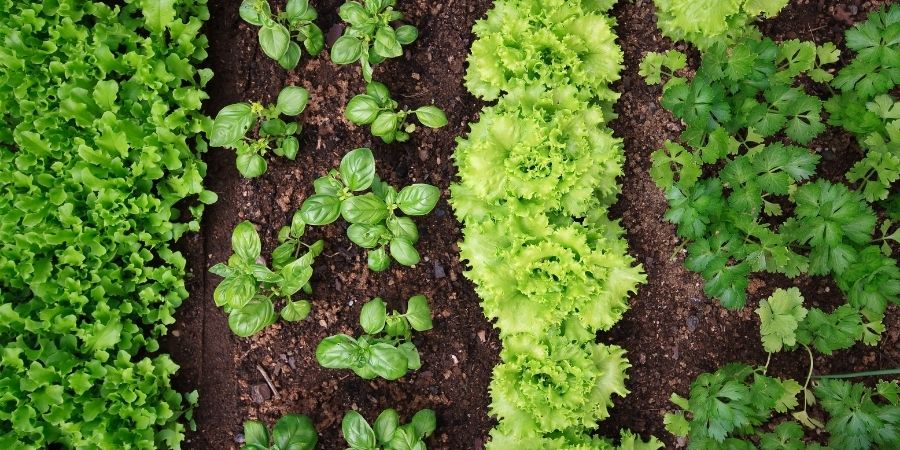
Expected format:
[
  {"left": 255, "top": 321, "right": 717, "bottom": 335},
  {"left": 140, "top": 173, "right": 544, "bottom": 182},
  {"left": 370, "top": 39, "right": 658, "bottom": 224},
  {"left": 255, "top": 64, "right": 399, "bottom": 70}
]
[
  {"left": 234, "top": 433, "right": 245, "bottom": 444},
  {"left": 686, "top": 316, "right": 699, "bottom": 332},
  {"left": 250, "top": 384, "right": 271, "bottom": 404},
  {"left": 433, "top": 261, "right": 446, "bottom": 279}
]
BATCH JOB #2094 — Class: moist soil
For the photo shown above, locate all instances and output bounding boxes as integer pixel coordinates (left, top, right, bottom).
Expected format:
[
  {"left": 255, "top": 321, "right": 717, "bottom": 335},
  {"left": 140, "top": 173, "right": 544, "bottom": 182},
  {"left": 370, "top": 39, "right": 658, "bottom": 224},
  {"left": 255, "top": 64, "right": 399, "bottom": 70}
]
[{"left": 165, "top": 1, "right": 900, "bottom": 449}]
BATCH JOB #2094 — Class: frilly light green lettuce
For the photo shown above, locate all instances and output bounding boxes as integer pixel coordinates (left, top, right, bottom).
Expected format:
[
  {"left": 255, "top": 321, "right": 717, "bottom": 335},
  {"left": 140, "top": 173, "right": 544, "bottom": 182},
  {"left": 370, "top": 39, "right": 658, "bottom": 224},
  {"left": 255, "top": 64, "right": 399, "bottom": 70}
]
[
  {"left": 465, "top": 0, "right": 623, "bottom": 103},
  {"left": 653, "top": 0, "right": 788, "bottom": 50}
]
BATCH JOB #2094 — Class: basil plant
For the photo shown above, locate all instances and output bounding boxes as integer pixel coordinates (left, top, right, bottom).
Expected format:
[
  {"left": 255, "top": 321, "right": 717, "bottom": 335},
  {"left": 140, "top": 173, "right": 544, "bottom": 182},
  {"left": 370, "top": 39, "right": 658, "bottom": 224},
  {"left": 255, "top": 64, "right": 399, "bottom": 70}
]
[
  {"left": 341, "top": 408, "right": 436, "bottom": 450},
  {"left": 316, "top": 295, "right": 433, "bottom": 380},
  {"left": 330, "top": 0, "right": 418, "bottom": 82},
  {"left": 298, "top": 148, "right": 440, "bottom": 271},
  {"left": 239, "top": 0, "right": 324, "bottom": 70},
  {"left": 241, "top": 414, "right": 317, "bottom": 450},
  {"left": 209, "top": 85, "right": 310, "bottom": 178},
  {"left": 346, "top": 82, "right": 448, "bottom": 143},
  {"left": 210, "top": 216, "right": 323, "bottom": 337}
]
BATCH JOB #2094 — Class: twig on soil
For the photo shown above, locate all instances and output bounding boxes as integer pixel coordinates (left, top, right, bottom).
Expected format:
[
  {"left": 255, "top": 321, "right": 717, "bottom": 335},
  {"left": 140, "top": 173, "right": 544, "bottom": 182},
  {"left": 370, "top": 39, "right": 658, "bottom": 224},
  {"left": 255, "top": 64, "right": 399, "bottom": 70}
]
[{"left": 256, "top": 364, "right": 282, "bottom": 400}]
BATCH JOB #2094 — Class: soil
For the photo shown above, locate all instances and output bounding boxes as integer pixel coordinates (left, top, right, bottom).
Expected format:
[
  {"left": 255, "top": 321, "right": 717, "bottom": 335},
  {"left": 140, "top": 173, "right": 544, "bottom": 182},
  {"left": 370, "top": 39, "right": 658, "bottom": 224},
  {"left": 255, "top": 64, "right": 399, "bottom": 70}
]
[{"left": 164, "top": 1, "right": 900, "bottom": 449}]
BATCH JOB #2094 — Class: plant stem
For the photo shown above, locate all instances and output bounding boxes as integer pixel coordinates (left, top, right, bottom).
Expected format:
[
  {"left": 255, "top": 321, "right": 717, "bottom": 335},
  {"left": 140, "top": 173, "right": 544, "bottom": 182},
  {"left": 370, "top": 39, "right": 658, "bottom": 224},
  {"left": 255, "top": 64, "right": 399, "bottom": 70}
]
[
  {"left": 814, "top": 368, "right": 900, "bottom": 380},
  {"left": 802, "top": 344, "right": 814, "bottom": 412},
  {"left": 763, "top": 352, "right": 772, "bottom": 375}
]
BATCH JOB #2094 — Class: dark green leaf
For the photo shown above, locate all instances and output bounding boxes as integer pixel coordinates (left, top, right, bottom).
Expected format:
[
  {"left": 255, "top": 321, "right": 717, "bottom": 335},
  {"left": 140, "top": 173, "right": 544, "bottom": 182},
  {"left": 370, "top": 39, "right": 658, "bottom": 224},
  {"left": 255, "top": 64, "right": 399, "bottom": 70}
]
[
  {"left": 232, "top": 221, "right": 262, "bottom": 261},
  {"left": 410, "top": 409, "right": 436, "bottom": 438},
  {"left": 281, "top": 300, "right": 311, "bottom": 322},
  {"left": 404, "top": 294, "right": 432, "bottom": 331},
  {"left": 342, "top": 411, "right": 376, "bottom": 449},
  {"left": 386, "top": 216, "right": 418, "bottom": 243},
  {"left": 277, "top": 86, "right": 310, "bottom": 116},
  {"left": 346, "top": 95, "right": 382, "bottom": 125},
  {"left": 368, "top": 247, "right": 391, "bottom": 272},
  {"left": 228, "top": 298, "right": 276, "bottom": 337},
  {"left": 239, "top": 0, "right": 270, "bottom": 26},
  {"left": 414, "top": 106, "right": 447, "bottom": 128},
  {"left": 368, "top": 343, "right": 408, "bottom": 380},
  {"left": 341, "top": 193, "right": 389, "bottom": 224},
  {"left": 397, "top": 184, "right": 440, "bottom": 216},
  {"left": 390, "top": 238, "right": 420, "bottom": 266},
  {"left": 236, "top": 153, "right": 268, "bottom": 178},
  {"left": 243, "top": 420, "right": 270, "bottom": 447},
  {"left": 373, "top": 409, "right": 399, "bottom": 445},
  {"left": 259, "top": 23, "right": 291, "bottom": 60},
  {"left": 272, "top": 414, "right": 318, "bottom": 450},
  {"left": 373, "top": 26, "right": 402, "bottom": 58},
  {"left": 278, "top": 41, "right": 302, "bottom": 70},
  {"left": 360, "top": 298, "right": 387, "bottom": 334},
  {"left": 316, "top": 334, "right": 359, "bottom": 368},
  {"left": 331, "top": 35, "right": 363, "bottom": 65},
  {"left": 210, "top": 103, "right": 254, "bottom": 148},
  {"left": 339, "top": 147, "right": 376, "bottom": 191},
  {"left": 395, "top": 25, "right": 418, "bottom": 45},
  {"left": 213, "top": 274, "right": 257, "bottom": 309},
  {"left": 299, "top": 194, "right": 342, "bottom": 225}
]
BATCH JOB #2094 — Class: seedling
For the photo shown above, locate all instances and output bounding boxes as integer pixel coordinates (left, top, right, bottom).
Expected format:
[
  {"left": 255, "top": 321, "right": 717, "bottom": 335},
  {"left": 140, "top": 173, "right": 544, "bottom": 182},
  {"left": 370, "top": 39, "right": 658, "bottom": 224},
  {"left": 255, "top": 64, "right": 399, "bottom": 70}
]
[
  {"left": 209, "top": 86, "right": 310, "bottom": 178},
  {"left": 210, "top": 217, "right": 323, "bottom": 337},
  {"left": 316, "top": 295, "right": 432, "bottom": 380},
  {"left": 330, "top": 0, "right": 418, "bottom": 81},
  {"left": 239, "top": 0, "right": 324, "bottom": 70},
  {"left": 241, "top": 414, "right": 317, "bottom": 450},
  {"left": 298, "top": 148, "right": 440, "bottom": 271},
  {"left": 346, "top": 82, "right": 447, "bottom": 143},
  {"left": 341, "top": 408, "right": 436, "bottom": 450}
]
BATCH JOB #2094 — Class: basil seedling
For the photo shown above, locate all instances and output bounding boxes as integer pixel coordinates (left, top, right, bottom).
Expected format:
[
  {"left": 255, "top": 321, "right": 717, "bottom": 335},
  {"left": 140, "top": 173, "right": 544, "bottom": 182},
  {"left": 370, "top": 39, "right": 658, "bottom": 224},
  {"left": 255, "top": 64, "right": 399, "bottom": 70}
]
[
  {"left": 241, "top": 414, "right": 318, "bottom": 450},
  {"left": 298, "top": 148, "right": 440, "bottom": 271},
  {"left": 239, "top": 0, "right": 325, "bottom": 70},
  {"left": 209, "top": 86, "right": 310, "bottom": 178},
  {"left": 316, "top": 295, "right": 433, "bottom": 380},
  {"left": 209, "top": 215, "right": 323, "bottom": 337},
  {"left": 346, "top": 82, "right": 448, "bottom": 143},
  {"left": 341, "top": 408, "right": 436, "bottom": 450},
  {"left": 330, "top": 0, "right": 419, "bottom": 82}
]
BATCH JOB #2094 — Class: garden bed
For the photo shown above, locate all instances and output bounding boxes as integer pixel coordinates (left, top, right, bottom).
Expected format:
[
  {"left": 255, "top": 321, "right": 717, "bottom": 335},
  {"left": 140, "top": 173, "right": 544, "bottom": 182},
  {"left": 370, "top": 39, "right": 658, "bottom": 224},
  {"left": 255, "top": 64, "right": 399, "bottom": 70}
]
[{"left": 164, "top": 0, "right": 899, "bottom": 449}]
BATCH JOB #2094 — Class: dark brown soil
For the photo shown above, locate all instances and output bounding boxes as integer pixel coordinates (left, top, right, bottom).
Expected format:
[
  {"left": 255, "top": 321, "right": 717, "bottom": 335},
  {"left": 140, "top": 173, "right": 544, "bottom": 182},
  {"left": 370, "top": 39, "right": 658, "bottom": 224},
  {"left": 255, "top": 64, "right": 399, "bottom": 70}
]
[{"left": 165, "top": 1, "right": 900, "bottom": 449}]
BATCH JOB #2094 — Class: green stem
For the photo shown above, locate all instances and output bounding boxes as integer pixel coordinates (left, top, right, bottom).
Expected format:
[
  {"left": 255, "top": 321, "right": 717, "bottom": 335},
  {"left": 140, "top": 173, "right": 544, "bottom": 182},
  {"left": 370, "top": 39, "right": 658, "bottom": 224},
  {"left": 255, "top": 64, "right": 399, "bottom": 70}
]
[
  {"left": 763, "top": 352, "right": 772, "bottom": 375},
  {"left": 814, "top": 368, "right": 900, "bottom": 380},
  {"left": 802, "top": 345, "right": 815, "bottom": 412}
]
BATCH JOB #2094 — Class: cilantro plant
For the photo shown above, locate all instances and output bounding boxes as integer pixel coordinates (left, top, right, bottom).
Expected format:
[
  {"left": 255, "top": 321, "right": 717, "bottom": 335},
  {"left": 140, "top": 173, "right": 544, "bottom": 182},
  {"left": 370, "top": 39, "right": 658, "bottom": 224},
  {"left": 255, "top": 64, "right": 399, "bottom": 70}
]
[
  {"left": 316, "top": 295, "right": 432, "bottom": 380},
  {"left": 298, "top": 148, "right": 440, "bottom": 271},
  {"left": 210, "top": 86, "right": 310, "bottom": 178},
  {"left": 210, "top": 218, "right": 323, "bottom": 337},
  {"left": 239, "top": 0, "right": 324, "bottom": 70},
  {"left": 653, "top": 0, "right": 789, "bottom": 50},
  {"left": 0, "top": 0, "right": 212, "bottom": 446},
  {"left": 665, "top": 288, "right": 900, "bottom": 449},
  {"left": 242, "top": 414, "right": 317, "bottom": 450},
  {"left": 330, "top": 0, "right": 418, "bottom": 82},
  {"left": 341, "top": 408, "right": 436, "bottom": 450},
  {"left": 346, "top": 82, "right": 448, "bottom": 143}
]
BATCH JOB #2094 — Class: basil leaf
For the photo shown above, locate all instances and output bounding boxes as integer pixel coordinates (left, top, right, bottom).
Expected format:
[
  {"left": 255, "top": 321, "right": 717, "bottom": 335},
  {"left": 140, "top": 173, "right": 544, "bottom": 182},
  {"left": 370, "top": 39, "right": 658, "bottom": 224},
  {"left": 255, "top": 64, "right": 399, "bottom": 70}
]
[
  {"left": 280, "top": 136, "right": 300, "bottom": 160},
  {"left": 278, "top": 41, "right": 302, "bottom": 70},
  {"left": 398, "top": 342, "right": 421, "bottom": 371},
  {"left": 384, "top": 315, "right": 411, "bottom": 338},
  {"left": 410, "top": 409, "right": 436, "bottom": 438},
  {"left": 277, "top": 86, "right": 310, "bottom": 116},
  {"left": 260, "top": 118, "right": 287, "bottom": 136},
  {"left": 373, "top": 26, "right": 402, "bottom": 58},
  {"left": 342, "top": 411, "right": 376, "bottom": 449},
  {"left": 386, "top": 216, "right": 419, "bottom": 243},
  {"left": 210, "top": 103, "right": 254, "bottom": 148},
  {"left": 341, "top": 193, "right": 389, "bottom": 224},
  {"left": 304, "top": 24, "right": 325, "bottom": 55},
  {"left": 386, "top": 427, "right": 418, "bottom": 450},
  {"left": 397, "top": 184, "right": 440, "bottom": 216},
  {"left": 414, "top": 106, "right": 448, "bottom": 128},
  {"left": 368, "top": 247, "right": 390, "bottom": 272},
  {"left": 272, "top": 414, "right": 318, "bottom": 450},
  {"left": 330, "top": 35, "right": 363, "bottom": 65},
  {"left": 370, "top": 111, "right": 399, "bottom": 137},
  {"left": 228, "top": 297, "right": 276, "bottom": 337},
  {"left": 209, "top": 262, "right": 236, "bottom": 278},
  {"left": 373, "top": 409, "right": 399, "bottom": 445},
  {"left": 405, "top": 294, "right": 432, "bottom": 331},
  {"left": 366, "top": 81, "right": 391, "bottom": 104},
  {"left": 271, "top": 242, "right": 296, "bottom": 270},
  {"left": 281, "top": 300, "right": 312, "bottom": 322},
  {"left": 390, "top": 238, "right": 420, "bottom": 266},
  {"left": 284, "top": 0, "right": 311, "bottom": 21},
  {"left": 313, "top": 174, "right": 343, "bottom": 195},
  {"left": 368, "top": 343, "right": 408, "bottom": 380},
  {"left": 213, "top": 274, "right": 257, "bottom": 309},
  {"left": 359, "top": 298, "right": 387, "bottom": 334},
  {"left": 259, "top": 23, "right": 291, "bottom": 60},
  {"left": 316, "top": 334, "right": 359, "bottom": 368},
  {"left": 339, "top": 147, "right": 376, "bottom": 191},
  {"left": 279, "top": 257, "right": 314, "bottom": 296},
  {"left": 250, "top": 263, "right": 283, "bottom": 284},
  {"left": 289, "top": 211, "right": 306, "bottom": 238},
  {"left": 299, "top": 194, "right": 342, "bottom": 225},
  {"left": 395, "top": 25, "right": 418, "bottom": 45},
  {"left": 243, "top": 420, "right": 270, "bottom": 447},
  {"left": 338, "top": 2, "right": 369, "bottom": 25},
  {"left": 239, "top": 0, "right": 270, "bottom": 26},
  {"left": 232, "top": 221, "right": 262, "bottom": 261},
  {"left": 347, "top": 223, "right": 387, "bottom": 249},
  {"left": 236, "top": 153, "right": 268, "bottom": 178},
  {"left": 346, "top": 95, "right": 382, "bottom": 125}
]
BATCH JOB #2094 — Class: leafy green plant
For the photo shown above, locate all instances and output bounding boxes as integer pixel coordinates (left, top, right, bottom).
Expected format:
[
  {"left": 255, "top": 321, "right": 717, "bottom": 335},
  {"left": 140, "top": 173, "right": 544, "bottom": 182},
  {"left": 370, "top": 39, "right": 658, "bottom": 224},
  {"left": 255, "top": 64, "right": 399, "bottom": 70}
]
[
  {"left": 209, "top": 85, "right": 310, "bottom": 178},
  {"left": 210, "top": 218, "right": 323, "bottom": 337},
  {"left": 239, "top": 0, "right": 324, "bottom": 70},
  {"left": 330, "top": 0, "right": 418, "bottom": 82},
  {"left": 316, "top": 295, "right": 432, "bottom": 380},
  {"left": 665, "top": 288, "right": 900, "bottom": 449},
  {"left": 0, "top": 0, "right": 213, "bottom": 446},
  {"left": 242, "top": 414, "right": 317, "bottom": 450},
  {"left": 346, "top": 82, "right": 447, "bottom": 143},
  {"left": 298, "top": 148, "right": 439, "bottom": 271},
  {"left": 638, "top": 50, "right": 687, "bottom": 85},
  {"left": 341, "top": 408, "right": 436, "bottom": 450},
  {"left": 653, "top": 0, "right": 789, "bottom": 50}
]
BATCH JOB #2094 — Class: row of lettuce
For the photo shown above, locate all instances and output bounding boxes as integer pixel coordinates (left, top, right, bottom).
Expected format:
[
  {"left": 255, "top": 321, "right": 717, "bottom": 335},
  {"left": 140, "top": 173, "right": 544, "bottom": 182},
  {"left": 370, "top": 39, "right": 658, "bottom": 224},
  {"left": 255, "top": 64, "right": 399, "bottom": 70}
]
[
  {"left": 0, "top": 0, "right": 213, "bottom": 447},
  {"left": 645, "top": 1, "right": 900, "bottom": 448},
  {"left": 451, "top": 1, "right": 660, "bottom": 448}
]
